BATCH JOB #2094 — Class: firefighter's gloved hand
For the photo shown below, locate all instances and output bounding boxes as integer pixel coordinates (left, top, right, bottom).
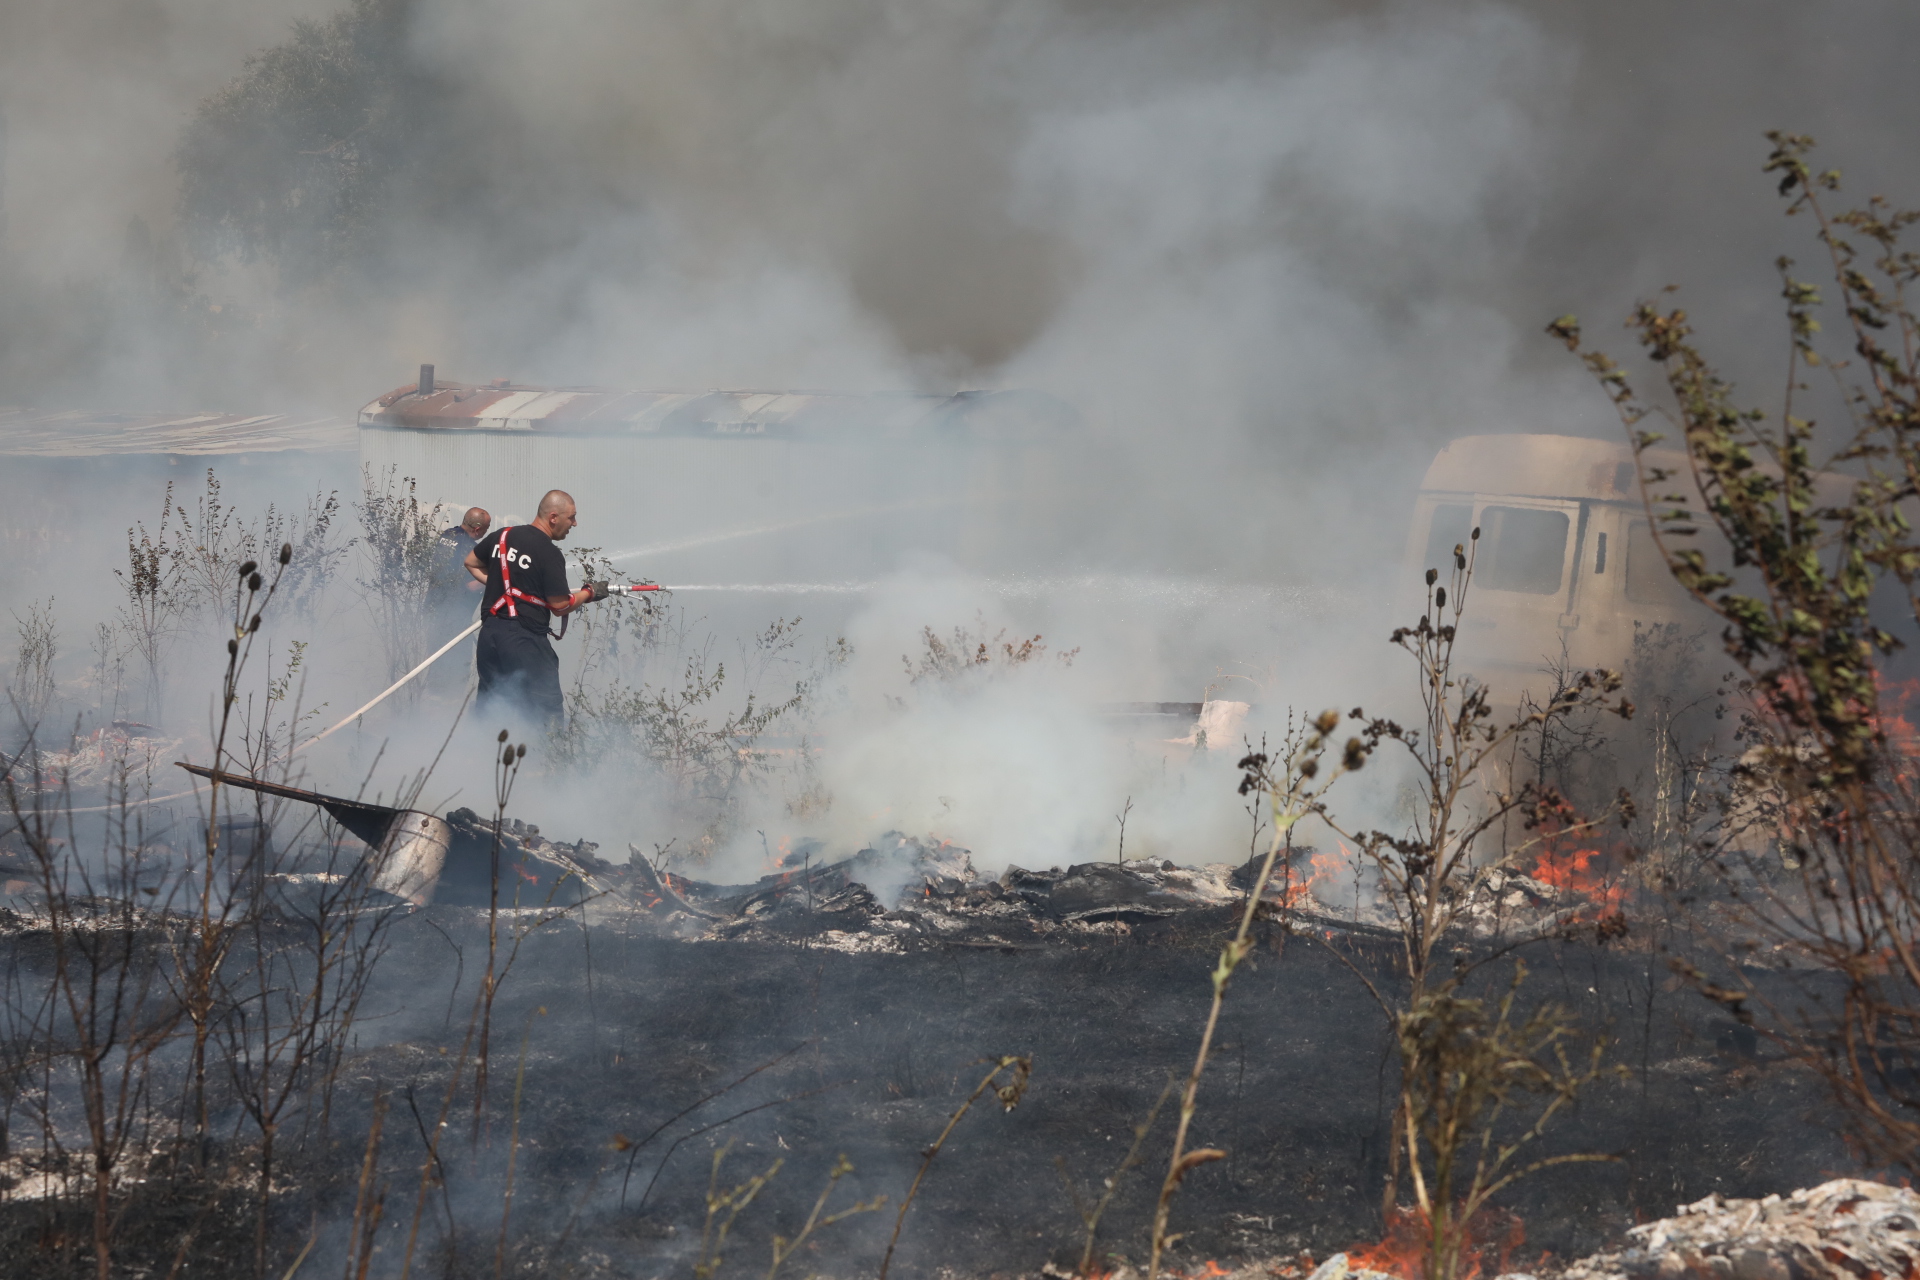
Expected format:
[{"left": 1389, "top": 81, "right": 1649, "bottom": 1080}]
[{"left": 584, "top": 580, "right": 612, "bottom": 603}]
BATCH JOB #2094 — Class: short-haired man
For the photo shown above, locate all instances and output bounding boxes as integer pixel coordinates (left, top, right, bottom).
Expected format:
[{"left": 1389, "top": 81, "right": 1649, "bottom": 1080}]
[
  {"left": 462, "top": 490, "right": 608, "bottom": 728},
  {"left": 426, "top": 507, "right": 490, "bottom": 696}
]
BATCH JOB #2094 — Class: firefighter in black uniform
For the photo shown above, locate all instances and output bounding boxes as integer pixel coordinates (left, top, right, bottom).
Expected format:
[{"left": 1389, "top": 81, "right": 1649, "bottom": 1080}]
[
  {"left": 462, "top": 490, "right": 608, "bottom": 728},
  {"left": 425, "top": 507, "right": 490, "bottom": 697}
]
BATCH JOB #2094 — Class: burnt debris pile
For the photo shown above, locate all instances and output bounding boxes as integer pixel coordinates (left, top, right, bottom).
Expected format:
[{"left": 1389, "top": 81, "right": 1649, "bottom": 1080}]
[
  {"left": 2, "top": 758, "right": 1645, "bottom": 959},
  {"left": 597, "top": 831, "right": 1619, "bottom": 951},
  {"left": 436, "top": 807, "right": 616, "bottom": 905},
  {"left": 617, "top": 833, "right": 1258, "bottom": 950}
]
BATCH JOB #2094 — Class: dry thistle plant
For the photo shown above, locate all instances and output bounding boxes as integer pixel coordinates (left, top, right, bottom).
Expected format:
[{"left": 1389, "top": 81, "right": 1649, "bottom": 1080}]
[
  {"left": 1220, "top": 536, "right": 1632, "bottom": 1280},
  {"left": 396, "top": 731, "right": 599, "bottom": 1279},
  {"left": 3, "top": 478, "right": 480, "bottom": 1278},
  {"left": 0, "top": 540, "right": 311, "bottom": 1280},
  {"left": 1326, "top": 540, "right": 1634, "bottom": 998},
  {"left": 173, "top": 542, "right": 300, "bottom": 1160}
]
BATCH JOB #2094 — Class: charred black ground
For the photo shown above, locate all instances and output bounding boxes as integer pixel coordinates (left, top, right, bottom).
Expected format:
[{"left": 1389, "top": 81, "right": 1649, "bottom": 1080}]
[{"left": 0, "top": 855, "right": 1856, "bottom": 1278}]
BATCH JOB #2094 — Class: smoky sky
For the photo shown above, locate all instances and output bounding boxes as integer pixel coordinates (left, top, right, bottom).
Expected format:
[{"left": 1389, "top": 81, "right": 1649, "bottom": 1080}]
[{"left": 3, "top": 0, "right": 1920, "bottom": 559}]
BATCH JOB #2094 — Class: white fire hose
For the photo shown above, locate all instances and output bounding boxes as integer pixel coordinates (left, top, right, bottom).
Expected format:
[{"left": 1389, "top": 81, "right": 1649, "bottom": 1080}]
[{"left": 297, "top": 619, "right": 483, "bottom": 752}]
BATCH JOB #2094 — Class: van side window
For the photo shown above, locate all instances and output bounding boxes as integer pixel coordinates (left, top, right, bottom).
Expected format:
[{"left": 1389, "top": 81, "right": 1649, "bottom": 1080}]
[
  {"left": 1423, "top": 504, "right": 1474, "bottom": 579},
  {"left": 1480, "top": 506, "right": 1568, "bottom": 595},
  {"left": 1626, "top": 521, "right": 1692, "bottom": 605}
]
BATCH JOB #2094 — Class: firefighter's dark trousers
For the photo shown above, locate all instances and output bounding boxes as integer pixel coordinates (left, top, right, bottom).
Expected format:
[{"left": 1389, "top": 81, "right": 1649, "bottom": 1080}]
[{"left": 475, "top": 617, "right": 563, "bottom": 729}]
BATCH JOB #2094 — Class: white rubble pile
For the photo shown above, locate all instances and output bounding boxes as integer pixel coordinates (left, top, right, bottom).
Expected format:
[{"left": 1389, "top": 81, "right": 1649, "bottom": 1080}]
[
  {"left": 1554, "top": 1179, "right": 1920, "bottom": 1280},
  {"left": 1027, "top": 1180, "right": 1919, "bottom": 1280}
]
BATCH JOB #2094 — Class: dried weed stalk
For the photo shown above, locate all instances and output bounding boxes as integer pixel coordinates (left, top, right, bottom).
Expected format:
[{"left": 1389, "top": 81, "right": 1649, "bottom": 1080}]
[
  {"left": 689, "top": 1141, "right": 881, "bottom": 1280},
  {"left": 1057, "top": 1080, "right": 1173, "bottom": 1278},
  {"left": 355, "top": 466, "right": 441, "bottom": 689},
  {"left": 765, "top": 1154, "right": 885, "bottom": 1280},
  {"left": 878, "top": 1053, "right": 1032, "bottom": 1280},
  {"left": 1148, "top": 712, "right": 1366, "bottom": 1280},
  {"left": 115, "top": 482, "right": 184, "bottom": 720},
  {"left": 1391, "top": 964, "right": 1620, "bottom": 1280},
  {"left": 694, "top": 1142, "right": 776, "bottom": 1280},
  {"left": 171, "top": 543, "right": 296, "bottom": 1154},
  {"left": 903, "top": 613, "right": 1078, "bottom": 685},
  {"left": 9, "top": 599, "right": 59, "bottom": 731},
  {"left": 0, "top": 787, "right": 181, "bottom": 1280}
]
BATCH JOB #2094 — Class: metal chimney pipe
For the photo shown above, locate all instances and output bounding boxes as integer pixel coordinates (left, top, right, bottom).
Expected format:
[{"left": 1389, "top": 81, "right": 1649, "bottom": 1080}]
[{"left": 418, "top": 363, "right": 435, "bottom": 396}]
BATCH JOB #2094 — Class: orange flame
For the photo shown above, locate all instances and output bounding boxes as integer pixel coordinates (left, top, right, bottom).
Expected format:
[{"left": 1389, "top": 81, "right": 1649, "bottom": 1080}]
[
  {"left": 1347, "top": 1205, "right": 1524, "bottom": 1280},
  {"left": 1872, "top": 675, "right": 1920, "bottom": 759},
  {"left": 1529, "top": 846, "right": 1625, "bottom": 915},
  {"left": 1271, "top": 849, "right": 1343, "bottom": 910}
]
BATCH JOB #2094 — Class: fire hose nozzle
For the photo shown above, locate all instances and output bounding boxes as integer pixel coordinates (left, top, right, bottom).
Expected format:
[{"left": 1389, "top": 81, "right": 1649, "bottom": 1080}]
[{"left": 621, "top": 584, "right": 663, "bottom": 593}]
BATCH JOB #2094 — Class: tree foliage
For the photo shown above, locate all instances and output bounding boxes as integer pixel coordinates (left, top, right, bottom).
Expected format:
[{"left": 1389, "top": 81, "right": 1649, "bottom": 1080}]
[
  {"left": 177, "top": 0, "right": 430, "bottom": 283},
  {"left": 1553, "top": 132, "right": 1920, "bottom": 1173}
]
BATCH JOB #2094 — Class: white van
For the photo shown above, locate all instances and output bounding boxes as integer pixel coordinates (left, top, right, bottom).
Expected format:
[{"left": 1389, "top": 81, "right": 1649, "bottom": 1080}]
[{"left": 1404, "top": 433, "right": 1704, "bottom": 697}]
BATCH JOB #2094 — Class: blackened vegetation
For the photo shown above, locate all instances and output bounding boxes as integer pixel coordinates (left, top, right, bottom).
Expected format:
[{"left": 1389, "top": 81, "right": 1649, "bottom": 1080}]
[{"left": 0, "top": 901, "right": 1850, "bottom": 1279}]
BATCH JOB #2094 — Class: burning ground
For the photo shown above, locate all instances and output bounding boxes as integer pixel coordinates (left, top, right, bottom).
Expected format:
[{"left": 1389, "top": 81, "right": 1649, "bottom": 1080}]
[{"left": 0, "top": 814, "right": 1860, "bottom": 1279}]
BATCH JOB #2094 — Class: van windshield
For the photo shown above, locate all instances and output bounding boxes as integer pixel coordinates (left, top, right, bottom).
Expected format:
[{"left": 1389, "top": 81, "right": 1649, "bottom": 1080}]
[{"left": 1480, "top": 505, "right": 1568, "bottom": 595}]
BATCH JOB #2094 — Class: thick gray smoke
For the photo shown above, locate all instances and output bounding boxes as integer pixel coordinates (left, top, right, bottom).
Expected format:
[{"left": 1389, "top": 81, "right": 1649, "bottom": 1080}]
[
  {"left": 4, "top": 0, "right": 1920, "bottom": 873},
  {"left": 4, "top": 3, "right": 1916, "bottom": 436}
]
